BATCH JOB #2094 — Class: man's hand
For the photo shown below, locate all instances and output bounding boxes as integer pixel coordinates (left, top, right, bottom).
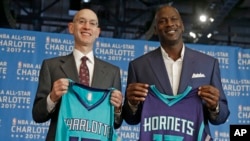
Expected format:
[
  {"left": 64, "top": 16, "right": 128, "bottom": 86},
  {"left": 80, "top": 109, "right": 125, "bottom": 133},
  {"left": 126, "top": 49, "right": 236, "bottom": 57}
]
[
  {"left": 126, "top": 83, "right": 149, "bottom": 106},
  {"left": 110, "top": 90, "right": 123, "bottom": 113},
  {"left": 198, "top": 85, "right": 219, "bottom": 111},
  {"left": 50, "top": 78, "right": 69, "bottom": 102}
]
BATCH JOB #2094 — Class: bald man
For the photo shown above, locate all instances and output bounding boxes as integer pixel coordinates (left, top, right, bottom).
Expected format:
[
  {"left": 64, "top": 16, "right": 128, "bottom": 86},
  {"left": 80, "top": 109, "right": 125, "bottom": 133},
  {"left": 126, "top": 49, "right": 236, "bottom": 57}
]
[
  {"left": 32, "top": 9, "right": 123, "bottom": 141},
  {"left": 122, "top": 5, "right": 230, "bottom": 140}
]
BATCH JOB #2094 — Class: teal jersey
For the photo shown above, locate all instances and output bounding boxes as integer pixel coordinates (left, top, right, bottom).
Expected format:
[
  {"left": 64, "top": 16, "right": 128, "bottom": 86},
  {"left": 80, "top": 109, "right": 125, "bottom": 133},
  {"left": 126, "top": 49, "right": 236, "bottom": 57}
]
[{"left": 55, "top": 82, "right": 121, "bottom": 141}]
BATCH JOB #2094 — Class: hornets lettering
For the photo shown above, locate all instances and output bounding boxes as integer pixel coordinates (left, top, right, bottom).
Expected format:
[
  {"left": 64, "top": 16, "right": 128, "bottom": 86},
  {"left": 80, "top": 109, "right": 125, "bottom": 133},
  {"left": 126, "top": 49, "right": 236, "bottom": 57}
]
[{"left": 143, "top": 116, "right": 194, "bottom": 136}]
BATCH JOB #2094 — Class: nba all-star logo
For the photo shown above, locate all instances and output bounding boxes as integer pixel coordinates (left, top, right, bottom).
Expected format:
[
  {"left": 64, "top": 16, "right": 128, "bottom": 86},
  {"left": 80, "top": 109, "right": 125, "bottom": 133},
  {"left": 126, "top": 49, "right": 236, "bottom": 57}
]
[
  {"left": 213, "top": 130, "right": 229, "bottom": 140},
  {"left": 16, "top": 61, "right": 40, "bottom": 82},
  {"left": 44, "top": 36, "right": 74, "bottom": 56},
  {"left": 238, "top": 105, "right": 250, "bottom": 124},
  {"left": 94, "top": 40, "right": 135, "bottom": 62},
  {"left": 238, "top": 52, "right": 250, "bottom": 70}
]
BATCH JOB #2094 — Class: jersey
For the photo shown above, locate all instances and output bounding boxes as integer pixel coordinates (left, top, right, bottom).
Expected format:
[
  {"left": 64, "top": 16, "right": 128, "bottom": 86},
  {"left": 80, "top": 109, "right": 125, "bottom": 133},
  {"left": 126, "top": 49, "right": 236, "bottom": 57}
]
[
  {"left": 140, "top": 85, "right": 211, "bottom": 141},
  {"left": 55, "top": 81, "right": 121, "bottom": 141}
]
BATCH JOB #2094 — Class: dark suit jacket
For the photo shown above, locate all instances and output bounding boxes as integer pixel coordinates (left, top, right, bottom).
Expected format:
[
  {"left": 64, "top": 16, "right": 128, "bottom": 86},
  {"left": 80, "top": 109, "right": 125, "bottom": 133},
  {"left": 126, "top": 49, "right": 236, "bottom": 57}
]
[
  {"left": 122, "top": 47, "right": 230, "bottom": 136},
  {"left": 32, "top": 53, "right": 122, "bottom": 141}
]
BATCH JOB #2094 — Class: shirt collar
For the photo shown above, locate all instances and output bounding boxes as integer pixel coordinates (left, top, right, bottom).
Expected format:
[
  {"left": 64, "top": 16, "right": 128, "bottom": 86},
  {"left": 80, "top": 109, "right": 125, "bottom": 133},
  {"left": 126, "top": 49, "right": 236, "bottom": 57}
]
[
  {"left": 160, "top": 44, "right": 185, "bottom": 61},
  {"left": 73, "top": 49, "right": 94, "bottom": 63}
]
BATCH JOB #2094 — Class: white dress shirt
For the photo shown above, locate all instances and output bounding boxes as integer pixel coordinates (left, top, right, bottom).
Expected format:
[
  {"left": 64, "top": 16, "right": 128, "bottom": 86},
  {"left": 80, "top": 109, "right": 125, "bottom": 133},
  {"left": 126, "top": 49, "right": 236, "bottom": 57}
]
[{"left": 161, "top": 45, "right": 184, "bottom": 95}]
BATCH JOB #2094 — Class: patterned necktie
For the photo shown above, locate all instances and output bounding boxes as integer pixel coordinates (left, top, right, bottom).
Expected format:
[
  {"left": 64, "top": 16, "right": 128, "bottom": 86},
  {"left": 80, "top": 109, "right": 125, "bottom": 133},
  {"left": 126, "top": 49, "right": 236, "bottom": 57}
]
[{"left": 79, "top": 56, "right": 89, "bottom": 86}]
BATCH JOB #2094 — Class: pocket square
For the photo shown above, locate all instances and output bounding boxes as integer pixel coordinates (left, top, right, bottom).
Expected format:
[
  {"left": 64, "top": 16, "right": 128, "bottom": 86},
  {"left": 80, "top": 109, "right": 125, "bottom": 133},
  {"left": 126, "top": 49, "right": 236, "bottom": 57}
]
[{"left": 192, "top": 73, "right": 205, "bottom": 78}]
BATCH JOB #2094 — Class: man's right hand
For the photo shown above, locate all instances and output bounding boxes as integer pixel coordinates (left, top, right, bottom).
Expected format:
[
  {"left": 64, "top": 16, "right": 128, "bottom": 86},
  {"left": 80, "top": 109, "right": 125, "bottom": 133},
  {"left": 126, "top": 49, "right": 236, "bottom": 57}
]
[
  {"left": 50, "top": 78, "right": 69, "bottom": 102},
  {"left": 126, "top": 83, "right": 149, "bottom": 106}
]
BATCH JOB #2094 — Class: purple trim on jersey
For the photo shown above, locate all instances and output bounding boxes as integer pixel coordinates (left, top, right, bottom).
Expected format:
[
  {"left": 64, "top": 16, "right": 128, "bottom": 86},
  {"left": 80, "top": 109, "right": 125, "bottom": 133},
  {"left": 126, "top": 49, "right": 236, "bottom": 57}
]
[{"left": 70, "top": 82, "right": 110, "bottom": 111}]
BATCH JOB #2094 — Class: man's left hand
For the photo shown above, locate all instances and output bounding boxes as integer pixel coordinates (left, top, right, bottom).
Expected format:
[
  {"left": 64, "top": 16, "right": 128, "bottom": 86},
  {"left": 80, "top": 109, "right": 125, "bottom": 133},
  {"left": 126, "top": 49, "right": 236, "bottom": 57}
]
[
  {"left": 110, "top": 90, "right": 123, "bottom": 113},
  {"left": 198, "top": 85, "right": 219, "bottom": 111}
]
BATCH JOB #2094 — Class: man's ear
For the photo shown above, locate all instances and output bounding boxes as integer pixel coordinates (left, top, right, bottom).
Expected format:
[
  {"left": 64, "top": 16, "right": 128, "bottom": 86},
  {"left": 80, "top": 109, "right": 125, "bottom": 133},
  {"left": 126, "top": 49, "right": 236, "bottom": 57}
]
[
  {"left": 181, "top": 22, "right": 185, "bottom": 33},
  {"left": 94, "top": 27, "right": 101, "bottom": 38}
]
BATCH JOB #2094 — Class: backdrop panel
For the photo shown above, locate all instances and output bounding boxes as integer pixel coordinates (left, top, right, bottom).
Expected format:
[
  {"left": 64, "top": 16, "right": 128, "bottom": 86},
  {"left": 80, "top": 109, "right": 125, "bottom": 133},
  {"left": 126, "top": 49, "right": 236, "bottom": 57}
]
[{"left": 0, "top": 28, "right": 249, "bottom": 141}]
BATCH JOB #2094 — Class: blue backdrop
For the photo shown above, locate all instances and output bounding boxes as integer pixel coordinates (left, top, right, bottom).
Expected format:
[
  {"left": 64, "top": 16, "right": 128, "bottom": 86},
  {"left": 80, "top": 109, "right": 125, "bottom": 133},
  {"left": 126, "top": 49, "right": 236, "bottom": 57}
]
[{"left": 0, "top": 28, "right": 249, "bottom": 140}]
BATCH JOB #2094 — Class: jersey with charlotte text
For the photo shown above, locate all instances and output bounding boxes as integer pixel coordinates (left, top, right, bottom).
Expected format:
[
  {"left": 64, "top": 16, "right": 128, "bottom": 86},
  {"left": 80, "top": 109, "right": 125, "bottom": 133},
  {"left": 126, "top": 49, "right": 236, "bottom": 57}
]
[{"left": 55, "top": 81, "right": 121, "bottom": 141}]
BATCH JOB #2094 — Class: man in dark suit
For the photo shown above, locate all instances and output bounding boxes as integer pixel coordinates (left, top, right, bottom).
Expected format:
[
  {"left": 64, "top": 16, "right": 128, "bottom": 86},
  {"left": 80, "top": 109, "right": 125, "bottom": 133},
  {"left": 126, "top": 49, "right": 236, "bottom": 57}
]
[
  {"left": 122, "top": 5, "right": 230, "bottom": 140},
  {"left": 32, "top": 9, "right": 123, "bottom": 141}
]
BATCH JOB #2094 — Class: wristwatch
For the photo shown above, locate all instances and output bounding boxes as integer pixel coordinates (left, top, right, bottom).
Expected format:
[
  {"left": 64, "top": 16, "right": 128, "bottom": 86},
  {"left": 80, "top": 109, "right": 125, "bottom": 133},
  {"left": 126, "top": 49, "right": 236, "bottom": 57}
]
[{"left": 210, "top": 104, "right": 219, "bottom": 114}]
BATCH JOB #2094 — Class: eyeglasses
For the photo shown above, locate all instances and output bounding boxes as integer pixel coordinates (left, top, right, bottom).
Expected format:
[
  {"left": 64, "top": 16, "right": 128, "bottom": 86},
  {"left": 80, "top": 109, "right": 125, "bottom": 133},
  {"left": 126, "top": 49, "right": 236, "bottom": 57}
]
[{"left": 74, "top": 18, "right": 98, "bottom": 27}]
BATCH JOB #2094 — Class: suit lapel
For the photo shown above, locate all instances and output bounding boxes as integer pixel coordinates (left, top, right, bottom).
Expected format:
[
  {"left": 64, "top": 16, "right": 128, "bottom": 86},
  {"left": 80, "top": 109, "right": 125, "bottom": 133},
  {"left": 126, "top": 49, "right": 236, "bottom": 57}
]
[
  {"left": 60, "top": 54, "right": 79, "bottom": 82},
  {"left": 91, "top": 57, "right": 106, "bottom": 88},
  {"left": 149, "top": 48, "right": 173, "bottom": 94},
  {"left": 178, "top": 47, "right": 195, "bottom": 93}
]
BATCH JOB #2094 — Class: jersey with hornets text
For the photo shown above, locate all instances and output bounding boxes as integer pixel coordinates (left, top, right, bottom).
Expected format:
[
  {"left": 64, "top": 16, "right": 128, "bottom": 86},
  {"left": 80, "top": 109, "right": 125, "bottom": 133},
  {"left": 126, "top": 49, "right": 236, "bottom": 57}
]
[
  {"left": 55, "top": 81, "right": 121, "bottom": 141},
  {"left": 140, "top": 85, "right": 211, "bottom": 141}
]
